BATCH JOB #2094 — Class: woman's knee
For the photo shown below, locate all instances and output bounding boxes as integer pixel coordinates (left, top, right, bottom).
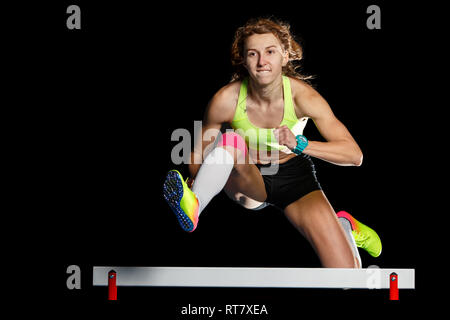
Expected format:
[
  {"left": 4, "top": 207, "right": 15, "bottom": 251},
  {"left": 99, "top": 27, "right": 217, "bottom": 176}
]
[{"left": 217, "top": 132, "right": 248, "bottom": 163}]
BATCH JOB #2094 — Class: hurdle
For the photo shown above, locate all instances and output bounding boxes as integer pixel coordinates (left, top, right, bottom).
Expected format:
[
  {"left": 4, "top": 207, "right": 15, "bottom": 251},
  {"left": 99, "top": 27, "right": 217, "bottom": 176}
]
[{"left": 93, "top": 266, "right": 415, "bottom": 300}]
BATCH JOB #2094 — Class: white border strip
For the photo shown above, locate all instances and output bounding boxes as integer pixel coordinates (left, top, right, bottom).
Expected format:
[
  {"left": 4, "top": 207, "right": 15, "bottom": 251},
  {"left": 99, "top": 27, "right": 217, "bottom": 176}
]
[{"left": 93, "top": 267, "right": 415, "bottom": 289}]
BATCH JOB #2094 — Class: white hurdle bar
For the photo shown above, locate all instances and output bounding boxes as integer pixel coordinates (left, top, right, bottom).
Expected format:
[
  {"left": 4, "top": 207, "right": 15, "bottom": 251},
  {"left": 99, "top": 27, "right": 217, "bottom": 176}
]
[{"left": 93, "top": 266, "right": 414, "bottom": 291}]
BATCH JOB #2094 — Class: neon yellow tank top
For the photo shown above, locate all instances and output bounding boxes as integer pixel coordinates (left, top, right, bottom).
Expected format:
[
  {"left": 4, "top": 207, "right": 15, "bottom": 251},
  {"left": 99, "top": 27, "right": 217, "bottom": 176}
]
[{"left": 231, "top": 75, "right": 308, "bottom": 153}]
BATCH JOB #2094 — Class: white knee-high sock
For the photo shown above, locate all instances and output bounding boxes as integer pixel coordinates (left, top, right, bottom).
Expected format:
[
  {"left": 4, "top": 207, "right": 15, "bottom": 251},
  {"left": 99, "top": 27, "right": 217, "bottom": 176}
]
[
  {"left": 192, "top": 147, "right": 234, "bottom": 215},
  {"left": 339, "top": 217, "right": 362, "bottom": 267}
]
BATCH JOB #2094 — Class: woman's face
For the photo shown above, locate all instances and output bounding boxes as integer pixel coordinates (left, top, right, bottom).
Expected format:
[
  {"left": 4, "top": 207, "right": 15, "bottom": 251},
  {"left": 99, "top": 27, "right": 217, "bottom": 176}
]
[{"left": 243, "top": 33, "right": 288, "bottom": 85}]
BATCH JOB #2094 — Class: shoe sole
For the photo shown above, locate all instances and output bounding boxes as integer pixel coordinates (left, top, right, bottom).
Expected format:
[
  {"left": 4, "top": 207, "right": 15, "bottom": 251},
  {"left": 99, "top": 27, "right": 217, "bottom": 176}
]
[{"left": 163, "top": 171, "right": 194, "bottom": 232}]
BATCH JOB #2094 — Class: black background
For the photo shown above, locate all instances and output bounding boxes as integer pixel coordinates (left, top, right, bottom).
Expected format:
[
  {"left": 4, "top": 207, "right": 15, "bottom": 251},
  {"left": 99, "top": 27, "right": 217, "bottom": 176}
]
[{"left": 11, "top": 0, "right": 437, "bottom": 316}]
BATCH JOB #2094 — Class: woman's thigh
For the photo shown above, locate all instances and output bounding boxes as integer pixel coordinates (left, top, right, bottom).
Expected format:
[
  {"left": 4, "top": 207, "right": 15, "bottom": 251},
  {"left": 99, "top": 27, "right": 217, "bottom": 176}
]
[
  {"left": 283, "top": 190, "right": 357, "bottom": 268},
  {"left": 221, "top": 146, "right": 267, "bottom": 208}
]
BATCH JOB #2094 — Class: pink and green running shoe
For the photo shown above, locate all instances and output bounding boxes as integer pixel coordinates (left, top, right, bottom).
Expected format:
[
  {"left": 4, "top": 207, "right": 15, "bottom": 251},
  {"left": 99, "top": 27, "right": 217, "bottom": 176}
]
[
  {"left": 337, "top": 211, "right": 382, "bottom": 257},
  {"left": 163, "top": 170, "right": 199, "bottom": 232}
]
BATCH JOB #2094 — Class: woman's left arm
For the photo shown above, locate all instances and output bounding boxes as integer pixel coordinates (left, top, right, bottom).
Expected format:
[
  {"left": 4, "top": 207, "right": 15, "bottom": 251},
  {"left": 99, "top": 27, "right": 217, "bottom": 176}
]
[{"left": 275, "top": 81, "right": 363, "bottom": 166}]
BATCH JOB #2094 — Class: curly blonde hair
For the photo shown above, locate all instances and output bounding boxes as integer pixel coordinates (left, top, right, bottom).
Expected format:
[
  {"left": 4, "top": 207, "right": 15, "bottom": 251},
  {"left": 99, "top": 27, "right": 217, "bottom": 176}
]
[{"left": 230, "top": 17, "right": 313, "bottom": 83}]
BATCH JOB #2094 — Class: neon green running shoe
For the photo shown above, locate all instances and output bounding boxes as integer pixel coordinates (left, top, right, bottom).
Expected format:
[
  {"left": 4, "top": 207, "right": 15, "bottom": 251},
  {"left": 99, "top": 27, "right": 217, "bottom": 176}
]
[
  {"left": 337, "top": 211, "right": 382, "bottom": 257},
  {"left": 163, "top": 170, "right": 199, "bottom": 232}
]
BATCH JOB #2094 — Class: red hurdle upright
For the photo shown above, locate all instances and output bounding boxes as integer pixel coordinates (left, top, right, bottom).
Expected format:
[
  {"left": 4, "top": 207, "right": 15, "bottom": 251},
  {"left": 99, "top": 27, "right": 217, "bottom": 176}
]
[
  {"left": 389, "top": 272, "right": 399, "bottom": 300},
  {"left": 108, "top": 270, "right": 117, "bottom": 301}
]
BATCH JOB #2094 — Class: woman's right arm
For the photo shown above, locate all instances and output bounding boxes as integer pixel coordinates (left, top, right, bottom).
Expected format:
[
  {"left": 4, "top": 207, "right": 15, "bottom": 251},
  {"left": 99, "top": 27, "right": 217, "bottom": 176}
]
[{"left": 188, "top": 86, "right": 237, "bottom": 178}]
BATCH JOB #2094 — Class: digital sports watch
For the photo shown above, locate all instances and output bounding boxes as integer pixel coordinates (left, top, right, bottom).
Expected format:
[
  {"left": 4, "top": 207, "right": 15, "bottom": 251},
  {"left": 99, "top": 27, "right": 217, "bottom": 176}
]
[{"left": 292, "top": 135, "right": 308, "bottom": 155}]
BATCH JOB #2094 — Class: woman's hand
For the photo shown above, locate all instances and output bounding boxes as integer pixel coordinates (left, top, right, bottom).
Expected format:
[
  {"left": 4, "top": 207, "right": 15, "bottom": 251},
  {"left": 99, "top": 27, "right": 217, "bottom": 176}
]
[{"left": 273, "top": 125, "right": 297, "bottom": 150}]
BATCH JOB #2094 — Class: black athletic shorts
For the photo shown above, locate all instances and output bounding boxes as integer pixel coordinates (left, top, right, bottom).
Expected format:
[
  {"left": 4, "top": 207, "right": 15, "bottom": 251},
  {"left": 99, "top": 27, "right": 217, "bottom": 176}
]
[{"left": 255, "top": 154, "right": 322, "bottom": 210}]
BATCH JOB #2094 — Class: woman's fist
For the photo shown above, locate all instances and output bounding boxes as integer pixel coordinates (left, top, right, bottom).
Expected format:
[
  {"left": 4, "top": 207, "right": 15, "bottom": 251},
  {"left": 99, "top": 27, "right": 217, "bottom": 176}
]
[{"left": 273, "top": 125, "right": 297, "bottom": 150}]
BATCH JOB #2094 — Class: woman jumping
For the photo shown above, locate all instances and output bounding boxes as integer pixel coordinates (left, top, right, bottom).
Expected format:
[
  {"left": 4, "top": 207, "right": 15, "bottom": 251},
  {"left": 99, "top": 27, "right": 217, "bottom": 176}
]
[{"left": 163, "top": 18, "right": 381, "bottom": 268}]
